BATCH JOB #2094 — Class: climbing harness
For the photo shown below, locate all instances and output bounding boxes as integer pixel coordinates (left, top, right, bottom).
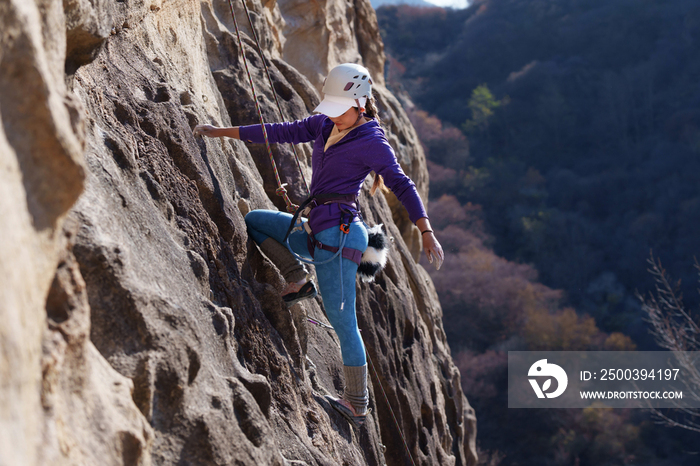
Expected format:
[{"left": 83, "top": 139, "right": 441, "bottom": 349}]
[
  {"left": 226, "top": 0, "right": 308, "bottom": 212},
  {"left": 282, "top": 193, "right": 363, "bottom": 262},
  {"left": 283, "top": 194, "right": 389, "bottom": 299},
  {"left": 282, "top": 193, "right": 364, "bottom": 312}
]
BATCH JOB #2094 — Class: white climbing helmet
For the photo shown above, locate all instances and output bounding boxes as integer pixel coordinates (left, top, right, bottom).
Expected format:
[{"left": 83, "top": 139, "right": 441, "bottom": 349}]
[{"left": 313, "top": 63, "right": 373, "bottom": 118}]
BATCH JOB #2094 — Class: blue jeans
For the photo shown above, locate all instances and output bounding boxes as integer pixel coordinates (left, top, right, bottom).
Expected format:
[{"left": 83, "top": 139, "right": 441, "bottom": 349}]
[{"left": 245, "top": 210, "right": 369, "bottom": 367}]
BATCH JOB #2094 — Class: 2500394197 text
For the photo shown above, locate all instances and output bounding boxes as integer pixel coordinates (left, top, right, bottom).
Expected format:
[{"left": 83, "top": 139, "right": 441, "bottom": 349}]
[{"left": 580, "top": 369, "right": 680, "bottom": 381}]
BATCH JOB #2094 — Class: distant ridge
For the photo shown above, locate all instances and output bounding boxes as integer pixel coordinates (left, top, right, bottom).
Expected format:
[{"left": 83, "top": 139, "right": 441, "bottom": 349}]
[{"left": 371, "top": 0, "right": 435, "bottom": 8}]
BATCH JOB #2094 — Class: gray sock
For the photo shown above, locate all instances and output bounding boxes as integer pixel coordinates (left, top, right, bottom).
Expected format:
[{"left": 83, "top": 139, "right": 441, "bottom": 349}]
[
  {"left": 259, "top": 238, "right": 307, "bottom": 283},
  {"left": 343, "top": 364, "right": 369, "bottom": 415}
]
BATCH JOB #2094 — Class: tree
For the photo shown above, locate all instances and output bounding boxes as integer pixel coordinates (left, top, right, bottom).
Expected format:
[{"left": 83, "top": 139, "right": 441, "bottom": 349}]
[
  {"left": 638, "top": 255, "right": 700, "bottom": 433},
  {"left": 462, "top": 84, "right": 503, "bottom": 135}
]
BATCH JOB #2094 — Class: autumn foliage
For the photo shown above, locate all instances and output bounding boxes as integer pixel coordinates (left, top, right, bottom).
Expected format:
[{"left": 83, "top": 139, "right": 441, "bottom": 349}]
[
  {"left": 409, "top": 110, "right": 643, "bottom": 465},
  {"left": 421, "top": 193, "right": 635, "bottom": 354},
  {"left": 379, "top": 0, "right": 700, "bottom": 462}
]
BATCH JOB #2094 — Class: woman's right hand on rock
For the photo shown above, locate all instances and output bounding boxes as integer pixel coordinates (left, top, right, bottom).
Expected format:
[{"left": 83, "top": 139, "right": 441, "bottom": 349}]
[{"left": 193, "top": 124, "right": 218, "bottom": 138}]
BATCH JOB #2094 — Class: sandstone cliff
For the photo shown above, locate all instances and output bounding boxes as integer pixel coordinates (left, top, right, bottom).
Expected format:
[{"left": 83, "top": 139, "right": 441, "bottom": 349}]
[{"left": 0, "top": 0, "right": 477, "bottom": 465}]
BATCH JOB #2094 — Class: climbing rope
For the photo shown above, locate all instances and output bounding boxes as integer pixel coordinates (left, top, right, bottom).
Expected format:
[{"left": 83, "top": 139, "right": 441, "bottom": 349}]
[
  {"left": 238, "top": 0, "right": 310, "bottom": 197},
  {"left": 228, "top": 0, "right": 353, "bottom": 310},
  {"left": 226, "top": 0, "right": 300, "bottom": 212},
  {"left": 366, "top": 350, "right": 418, "bottom": 466},
  {"left": 308, "top": 318, "right": 418, "bottom": 466}
]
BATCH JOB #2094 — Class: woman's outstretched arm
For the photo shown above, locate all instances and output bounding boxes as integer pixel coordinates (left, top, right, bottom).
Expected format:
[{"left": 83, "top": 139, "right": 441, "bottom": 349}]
[{"left": 194, "top": 115, "right": 325, "bottom": 144}]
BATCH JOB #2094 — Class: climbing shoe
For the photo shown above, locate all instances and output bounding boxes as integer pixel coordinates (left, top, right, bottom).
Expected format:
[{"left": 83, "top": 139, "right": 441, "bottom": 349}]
[
  {"left": 282, "top": 280, "right": 317, "bottom": 306},
  {"left": 325, "top": 395, "right": 368, "bottom": 428}
]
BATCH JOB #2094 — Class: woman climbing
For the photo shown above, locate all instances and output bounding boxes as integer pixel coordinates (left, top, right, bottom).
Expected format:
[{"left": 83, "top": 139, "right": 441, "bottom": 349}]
[{"left": 194, "top": 63, "right": 444, "bottom": 427}]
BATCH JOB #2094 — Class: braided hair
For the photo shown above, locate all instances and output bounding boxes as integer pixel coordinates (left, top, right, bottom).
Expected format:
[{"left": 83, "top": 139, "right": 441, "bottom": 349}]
[{"left": 362, "top": 95, "right": 387, "bottom": 196}]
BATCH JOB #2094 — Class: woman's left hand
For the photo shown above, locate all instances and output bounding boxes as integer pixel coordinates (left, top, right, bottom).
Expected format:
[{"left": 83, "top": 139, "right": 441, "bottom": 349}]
[
  {"left": 423, "top": 232, "right": 444, "bottom": 271},
  {"left": 193, "top": 124, "right": 218, "bottom": 137}
]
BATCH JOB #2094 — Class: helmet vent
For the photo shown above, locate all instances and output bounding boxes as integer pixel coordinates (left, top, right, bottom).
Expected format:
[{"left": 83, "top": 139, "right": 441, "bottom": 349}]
[
  {"left": 344, "top": 82, "right": 354, "bottom": 91},
  {"left": 353, "top": 75, "right": 359, "bottom": 79},
  {"left": 362, "top": 75, "right": 367, "bottom": 80}
]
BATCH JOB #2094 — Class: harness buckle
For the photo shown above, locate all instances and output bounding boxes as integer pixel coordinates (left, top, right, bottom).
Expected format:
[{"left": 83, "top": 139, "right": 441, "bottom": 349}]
[{"left": 340, "top": 223, "right": 350, "bottom": 234}]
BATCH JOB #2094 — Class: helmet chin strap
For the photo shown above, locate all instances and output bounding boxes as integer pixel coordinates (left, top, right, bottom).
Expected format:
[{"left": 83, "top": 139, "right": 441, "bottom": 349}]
[
  {"left": 353, "top": 99, "right": 365, "bottom": 126},
  {"left": 354, "top": 110, "right": 364, "bottom": 126}
]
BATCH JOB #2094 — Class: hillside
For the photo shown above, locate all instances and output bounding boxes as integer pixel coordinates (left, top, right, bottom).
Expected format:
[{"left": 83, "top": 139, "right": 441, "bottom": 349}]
[
  {"left": 377, "top": 1, "right": 700, "bottom": 464},
  {"left": 378, "top": 0, "right": 700, "bottom": 345}
]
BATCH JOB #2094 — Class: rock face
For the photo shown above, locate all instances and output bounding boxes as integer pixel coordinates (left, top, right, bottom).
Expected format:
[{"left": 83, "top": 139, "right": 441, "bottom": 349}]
[{"left": 0, "top": 0, "right": 477, "bottom": 465}]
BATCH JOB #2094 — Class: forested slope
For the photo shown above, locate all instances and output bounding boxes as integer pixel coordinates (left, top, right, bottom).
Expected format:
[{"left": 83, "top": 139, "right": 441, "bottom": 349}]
[
  {"left": 379, "top": 0, "right": 700, "bottom": 344},
  {"left": 378, "top": 1, "right": 700, "bottom": 464}
]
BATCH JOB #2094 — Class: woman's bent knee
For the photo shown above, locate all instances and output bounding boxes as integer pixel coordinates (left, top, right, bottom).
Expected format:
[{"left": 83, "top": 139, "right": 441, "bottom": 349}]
[
  {"left": 245, "top": 210, "right": 273, "bottom": 245},
  {"left": 245, "top": 209, "right": 298, "bottom": 247},
  {"left": 244, "top": 210, "right": 263, "bottom": 228}
]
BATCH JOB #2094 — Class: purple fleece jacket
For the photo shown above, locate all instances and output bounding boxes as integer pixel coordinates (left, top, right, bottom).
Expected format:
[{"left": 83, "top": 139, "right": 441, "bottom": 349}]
[{"left": 239, "top": 114, "right": 427, "bottom": 234}]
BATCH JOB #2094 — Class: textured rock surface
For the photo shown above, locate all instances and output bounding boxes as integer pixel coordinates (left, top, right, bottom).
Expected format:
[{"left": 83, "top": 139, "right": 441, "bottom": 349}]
[
  {"left": 1, "top": 1, "right": 81, "bottom": 464},
  {"left": 1, "top": 0, "right": 477, "bottom": 465}
]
